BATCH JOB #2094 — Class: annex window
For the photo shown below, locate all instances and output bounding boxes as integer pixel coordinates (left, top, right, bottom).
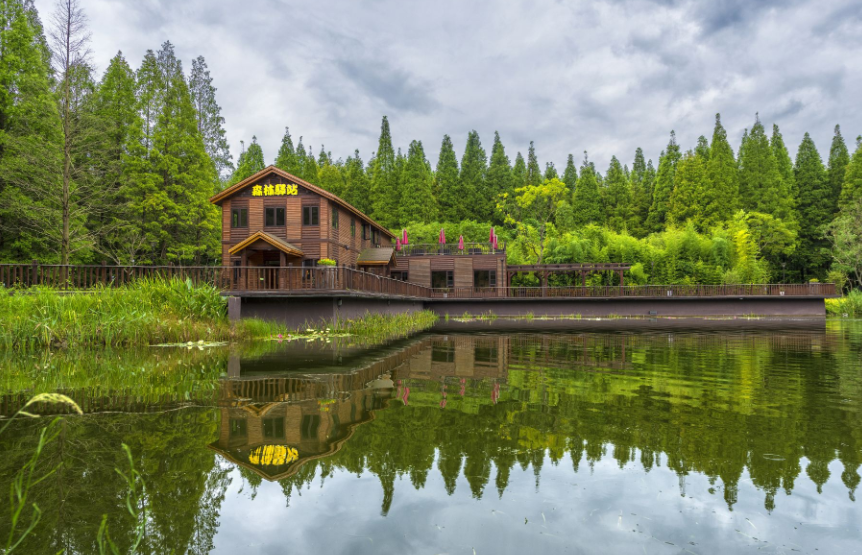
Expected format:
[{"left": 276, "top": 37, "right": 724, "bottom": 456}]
[
  {"left": 432, "top": 343, "right": 455, "bottom": 363},
  {"left": 231, "top": 207, "right": 248, "bottom": 228},
  {"left": 391, "top": 271, "right": 408, "bottom": 281},
  {"left": 229, "top": 418, "right": 247, "bottom": 438},
  {"left": 474, "top": 345, "right": 499, "bottom": 364},
  {"left": 474, "top": 270, "right": 496, "bottom": 288},
  {"left": 303, "top": 206, "right": 319, "bottom": 226},
  {"left": 351, "top": 218, "right": 356, "bottom": 237},
  {"left": 263, "top": 417, "right": 285, "bottom": 439},
  {"left": 332, "top": 206, "right": 339, "bottom": 229},
  {"left": 431, "top": 270, "right": 454, "bottom": 289},
  {"left": 265, "top": 207, "right": 285, "bottom": 227}
]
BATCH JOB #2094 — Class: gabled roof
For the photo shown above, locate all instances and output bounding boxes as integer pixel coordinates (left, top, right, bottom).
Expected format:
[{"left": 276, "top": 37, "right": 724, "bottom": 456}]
[
  {"left": 357, "top": 247, "right": 395, "bottom": 266},
  {"left": 229, "top": 231, "right": 304, "bottom": 257},
  {"left": 210, "top": 166, "right": 396, "bottom": 239}
]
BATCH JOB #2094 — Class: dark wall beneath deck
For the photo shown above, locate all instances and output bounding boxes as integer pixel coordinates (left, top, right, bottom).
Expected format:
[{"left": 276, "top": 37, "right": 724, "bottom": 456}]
[
  {"left": 425, "top": 298, "right": 826, "bottom": 318},
  {"left": 232, "top": 296, "right": 423, "bottom": 329}
]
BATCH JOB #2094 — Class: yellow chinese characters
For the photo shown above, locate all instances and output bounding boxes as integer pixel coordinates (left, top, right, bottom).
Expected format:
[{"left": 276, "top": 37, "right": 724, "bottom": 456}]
[
  {"left": 251, "top": 183, "right": 298, "bottom": 197},
  {"left": 248, "top": 445, "right": 299, "bottom": 466}
]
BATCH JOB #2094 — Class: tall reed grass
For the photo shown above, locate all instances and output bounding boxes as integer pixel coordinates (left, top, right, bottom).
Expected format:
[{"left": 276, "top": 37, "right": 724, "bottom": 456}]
[{"left": 826, "top": 290, "right": 862, "bottom": 317}]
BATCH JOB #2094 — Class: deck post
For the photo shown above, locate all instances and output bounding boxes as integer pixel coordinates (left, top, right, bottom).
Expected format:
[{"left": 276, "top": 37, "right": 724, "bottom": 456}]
[
  {"left": 241, "top": 251, "right": 248, "bottom": 290},
  {"left": 31, "top": 260, "right": 38, "bottom": 287}
]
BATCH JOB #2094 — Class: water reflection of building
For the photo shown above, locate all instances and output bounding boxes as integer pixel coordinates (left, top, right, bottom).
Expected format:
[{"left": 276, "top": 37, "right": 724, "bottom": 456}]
[{"left": 208, "top": 335, "right": 509, "bottom": 480}]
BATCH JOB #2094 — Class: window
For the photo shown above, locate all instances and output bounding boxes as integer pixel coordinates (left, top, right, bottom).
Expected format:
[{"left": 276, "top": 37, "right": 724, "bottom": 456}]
[
  {"left": 332, "top": 206, "right": 339, "bottom": 229},
  {"left": 265, "top": 207, "right": 285, "bottom": 227},
  {"left": 231, "top": 207, "right": 248, "bottom": 228},
  {"left": 391, "top": 271, "right": 408, "bottom": 281},
  {"left": 474, "top": 346, "right": 498, "bottom": 364},
  {"left": 301, "top": 414, "right": 321, "bottom": 439},
  {"left": 431, "top": 271, "right": 454, "bottom": 289},
  {"left": 432, "top": 343, "right": 455, "bottom": 363},
  {"left": 302, "top": 259, "right": 317, "bottom": 267},
  {"left": 263, "top": 417, "right": 285, "bottom": 439},
  {"left": 351, "top": 218, "right": 356, "bottom": 237},
  {"left": 372, "top": 228, "right": 378, "bottom": 244},
  {"left": 303, "top": 206, "right": 319, "bottom": 226},
  {"left": 474, "top": 270, "right": 497, "bottom": 288},
  {"left": 362, "top": 224, "right": 370, "bottom": 240},
  {"left": 229, "top": 418, "right": 247, "bottom": 438}
]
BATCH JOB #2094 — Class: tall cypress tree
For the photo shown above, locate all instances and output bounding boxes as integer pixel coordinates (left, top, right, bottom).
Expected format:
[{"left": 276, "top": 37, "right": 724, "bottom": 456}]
[
  {"left": 342, "top": 150, "right": 370, "bottom": 214},
  {"left": 739, "top": 116, "right": 796, "bottom": 224},
  {"left": 459, "top": 130, "right": 487, "bottom": 221},
  {"left": 316, "top": 157, "right": 344, "bottom": 196},
  {"left": 486, "top": 131, "right": 512, "bottom": 222},
  {"left": 646, "top": 131, "right": 681, "bottom": 231},
  {"left": 840, "top": 141, "right": 862, "bottom": 206},
  {"left": 669, "top": 151, "right": 707, "bottom": 227},
  {"left": 189, "top": 55, "right": 232, "bottom": 181},
  {"left": 702, "top": 114, "right": 739, "bottom": 228},
  {"left": 229, "top": 136, "right": 265, "bottom": 185},
  {"left": 304, "top": 144, "right": 319, "bottom": 183},
  {"left": 400, "top": 140, "right": 435, "bottom": 224},
  {"left": 295, "top": 136, "right": 308, "bottom": 181},
  {"left": 526, "top": 141, "right": 541, "bottom": 186},
  {"left": 274, "top": 127, "right": 301, "bottom": 175},
  {"left": 370, "top": 116, "right": 398, "bottom": 226},
  {"left": 572, "top": 153, "right": 602, "bottom": 226},
  {"left": 771, "top": 124, "right": 795, "bottom": 197},
  {"left": 629, "top": 147, "right": 650, "bottom": 234},
  {"left": 434, "top": 134, "right": 461, "bottom": 222},
  {"left": 0, "top": 0, "right": 63, "bottom": 261},
  {"left": 793, "top": 133, "right": 830, "bottom": 279},
  {"left": 828, "top": 125, "right": 850, "bottom": 213},
  {"left": 563, "top": 154, "right": 578, "bottom": 193},
  {"left": 512, "top": 152, "right": 527, "bottom": 189},
  {"left": 544, "top": 162, "right": 558, "bottom": 180},
  {"left": 603, "top": 156, "right": 631, "bottom": 231}
]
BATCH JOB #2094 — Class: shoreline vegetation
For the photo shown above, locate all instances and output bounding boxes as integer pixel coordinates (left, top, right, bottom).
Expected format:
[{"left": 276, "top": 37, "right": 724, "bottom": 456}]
[{"left": 0, "top": 278, "right": 438, "bottom": 350}]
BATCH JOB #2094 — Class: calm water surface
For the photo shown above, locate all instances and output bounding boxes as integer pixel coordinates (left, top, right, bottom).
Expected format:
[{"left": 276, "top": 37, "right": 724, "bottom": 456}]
[{"left": 1, "top": 320, "right": 861, "bottom": 554}]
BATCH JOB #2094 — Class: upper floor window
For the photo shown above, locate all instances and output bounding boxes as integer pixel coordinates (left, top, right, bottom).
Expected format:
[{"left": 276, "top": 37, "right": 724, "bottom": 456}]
[
  {"left": 331, "top": 206, "right": 339, "bottom": 229},
  {"left": 362, "top": 224, "right": 370, "bottom": 240},
  {"left": 303, "top": 206, "right": 319, "bottom": 226},
  {"left": 231, "top": 208, "right": 248, "bottom": 228},
  {"left": 372, "top": 228, "right": 379, "bottom": 244},
  {"left": 265, "top": 207, "right": 285, "bottom": 227},
  {"left": 351, "top": 218, "right": 356, "bottom": 237}
]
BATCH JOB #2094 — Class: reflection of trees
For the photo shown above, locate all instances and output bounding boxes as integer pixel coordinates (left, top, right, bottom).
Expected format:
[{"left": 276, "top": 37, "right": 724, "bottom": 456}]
[{"left": 269, "top": 329, "right": 861, "bottom": 515}]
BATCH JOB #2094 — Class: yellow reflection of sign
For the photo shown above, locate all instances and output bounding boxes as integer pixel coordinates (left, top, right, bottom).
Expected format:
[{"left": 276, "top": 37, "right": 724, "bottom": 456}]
[
  {"left": 252, "top": 184, "right": 298, "bottom": 197},
  {"left": 248, "top": 445, "right": 299, "bottom": 466}
]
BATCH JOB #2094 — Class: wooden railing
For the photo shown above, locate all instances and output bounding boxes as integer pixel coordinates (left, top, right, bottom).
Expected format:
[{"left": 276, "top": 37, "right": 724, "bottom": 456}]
[
  {"left": 396, "top": 242, "right": 505, "bottom": 256},
  {"left": 428, "top": 283, "right": 838, "bottom": 299},
  {"left": 0, "top": 263, "right": 837, "bottom": 299}
]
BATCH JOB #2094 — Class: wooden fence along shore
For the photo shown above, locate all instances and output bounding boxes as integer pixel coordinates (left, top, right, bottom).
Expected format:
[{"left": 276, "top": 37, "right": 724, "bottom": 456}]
[{"left": 0, "top": 263, "right": 838, "bottom": 300}]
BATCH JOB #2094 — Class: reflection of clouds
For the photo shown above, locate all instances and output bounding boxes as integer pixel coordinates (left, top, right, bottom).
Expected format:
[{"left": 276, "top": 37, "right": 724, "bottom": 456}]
[
  {"left": 212, "top": 450, "right": 862, "bottom": 554},
  {"left": 48, "top": 0, "right": 862, "bottom": 177}
]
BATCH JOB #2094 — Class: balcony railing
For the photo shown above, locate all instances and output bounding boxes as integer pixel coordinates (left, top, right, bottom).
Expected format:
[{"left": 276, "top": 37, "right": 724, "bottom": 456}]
[{"left": 396, "top": 242, "right": 504, "bottom": 256}]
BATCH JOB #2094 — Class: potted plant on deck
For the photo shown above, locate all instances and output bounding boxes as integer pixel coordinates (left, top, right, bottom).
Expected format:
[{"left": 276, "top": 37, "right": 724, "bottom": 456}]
[{"left": 318, "top": 258, "right": 337, "bottom": 289}]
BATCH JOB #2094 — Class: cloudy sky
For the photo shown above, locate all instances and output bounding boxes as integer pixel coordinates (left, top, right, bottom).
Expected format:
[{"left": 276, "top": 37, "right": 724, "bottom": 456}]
[{"left": 35, "top": 0, "right": 862, "bottom": 171}]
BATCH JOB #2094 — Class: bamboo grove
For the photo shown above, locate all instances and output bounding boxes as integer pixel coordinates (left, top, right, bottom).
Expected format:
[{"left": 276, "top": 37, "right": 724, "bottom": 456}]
[{"left": 1, "top": 0, "right": 860, "bottom": 287}]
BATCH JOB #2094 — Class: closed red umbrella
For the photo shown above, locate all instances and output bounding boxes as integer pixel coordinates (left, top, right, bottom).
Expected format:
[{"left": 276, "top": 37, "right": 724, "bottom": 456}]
[
  {"left": 402, "top": 229, "right": 408, "bottom": 245},
  {"left": 489, "top": 227, "right": 495, "bottom": 243},
  {"left": 439, "top": 228, "right": 446, "bottom": 244},
  {"left": 458, "top": 235, "right": 465, "bottom": 250},
  {"left": 396, "top": 238, "right": 401, "bottom": 251}
]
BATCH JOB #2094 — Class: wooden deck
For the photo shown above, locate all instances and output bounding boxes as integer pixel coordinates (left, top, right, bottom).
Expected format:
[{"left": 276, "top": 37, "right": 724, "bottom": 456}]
[{"left": 0, "top": 263, "right": 839, "bottom": 300}]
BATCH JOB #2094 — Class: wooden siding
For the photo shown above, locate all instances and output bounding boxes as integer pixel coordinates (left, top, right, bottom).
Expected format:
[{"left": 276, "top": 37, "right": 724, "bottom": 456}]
[
  {"left": 408, "top": 259, "right": 431, "bottom": 288},
  {"left": 454, "top": 258, "right": 473, "bottom": 288}
]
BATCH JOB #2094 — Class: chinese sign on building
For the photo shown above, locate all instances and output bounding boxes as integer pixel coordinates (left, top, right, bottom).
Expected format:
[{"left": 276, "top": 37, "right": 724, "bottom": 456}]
[{"left": 252, "top": 183, "right": 299, "bottom": 197}]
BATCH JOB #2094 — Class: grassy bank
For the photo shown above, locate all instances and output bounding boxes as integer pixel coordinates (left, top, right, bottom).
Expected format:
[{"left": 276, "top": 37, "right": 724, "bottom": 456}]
[
  {"left": 826, "top": 290, "right": 862, "bottom": 317},
  {"left": 0, "top": 279, "right": 437, "bottom": 349}
]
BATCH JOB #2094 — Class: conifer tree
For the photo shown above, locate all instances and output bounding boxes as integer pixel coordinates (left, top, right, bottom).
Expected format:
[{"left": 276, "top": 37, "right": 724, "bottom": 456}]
[
  {"left": 317, "top": 144, "right": 331, "bottom": 167},
  {"left": 434, "top": 134, "right": 461, "bottom": 222},
  {"left": 512, "top": 152, "right": 527, "bottom": 189},
  {"left": 295, "top": 136, "right": 308, "bottom": 181},
  {"left": 189, "top": 55, "right": 232, "bottom": 181},
  {"left": 669, "top": 151, "right": 707, "bottom": 227},
  {"left": 274, "top": 127, "right": 301, "bottom": 175},
  {"left": 646, "top": 131, "right": 681, "bottom": 232},
  {"left": 793, "top": 133, "right": 831, "bottom": 279},
  {"left": 702, "top": 114, "right": 739, "bottom": 228},
  {"left": 694, "top": 135, "right": 710, "bottom": 161},
  {"left": 486, "top": 131, "right": 512, "bottom": 222},
  {"left": 629, "top": 147, "right": 650, "bottom": 234},
  {"left": 828, "top": 125, "right": 851, "bottom": 211},
  {"left": 563, "top": 154, "right": 578, "bottom": 193},
  {"left": 526, "top": 141, "right": 541, "bottom": 186},
  {"left": 739, "top": 116, "right": 796, "bottom": 224},
  {"left": 316, "top": 158, "right": 344, "bottom": 196},
  {"left": 840, "top": 141, "right": 862, "bottom": 206},
  {"left": 229, "top": 136, "right": 265, "bottom": 185},
  {"left": 370, "top": 116, "right": 398, "bottom": 227},
  {"left": 544, "top": 162, "right": 558, "bottom": 180},
  {"left": 342, "top": 150, "right": 371, "bottom": 213},
  {"left": 572, "top": 153, "right": 602, "bottom": 226},
  {"left": 304, "top": 145, "right": 319, "bottom": 183},
  {"left": 460, "top": 130, "right": 488, "bottom": 221},
  {"left": 400, "top": 140, "right": 435, "bottom": 224},
  {"left": 771, "top": 124, "right": 795, "bottom": 196},
  {"left": 603, "top": 156, "right": 631, "bottom": 231},
  {"left": 0, "top": 0, "right": 63, "bottom": 261}
]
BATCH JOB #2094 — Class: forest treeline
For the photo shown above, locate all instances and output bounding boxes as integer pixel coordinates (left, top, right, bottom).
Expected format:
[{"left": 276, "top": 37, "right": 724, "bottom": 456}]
[{"left": 1, "top": 0, "right": 860, "bottom": 286}]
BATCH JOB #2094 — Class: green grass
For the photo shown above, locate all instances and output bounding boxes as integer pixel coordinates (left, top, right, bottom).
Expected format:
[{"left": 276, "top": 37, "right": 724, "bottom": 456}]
[
  {"left": 239, "top": 310, "right": 438, "bottom": 342},
  {"left": 826, "top": 290, "right": 862, "bottom": 317},
  {"left": 0, "top": 278, "right": 438, "bottom": 349}
]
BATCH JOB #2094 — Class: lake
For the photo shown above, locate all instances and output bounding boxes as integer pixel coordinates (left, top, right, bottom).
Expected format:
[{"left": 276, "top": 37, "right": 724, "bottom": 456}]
[{"left": 1, "top": 320, "right": 861, "bottom": 554}]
